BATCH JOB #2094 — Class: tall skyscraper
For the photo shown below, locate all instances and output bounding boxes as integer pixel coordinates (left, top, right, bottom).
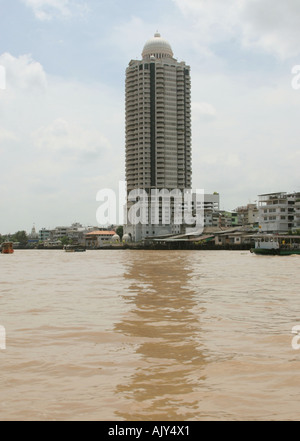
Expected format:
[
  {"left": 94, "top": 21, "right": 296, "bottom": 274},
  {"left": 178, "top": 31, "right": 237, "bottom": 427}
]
[{"left": 124, "top": 32, "right": 192, "bottom": 241}]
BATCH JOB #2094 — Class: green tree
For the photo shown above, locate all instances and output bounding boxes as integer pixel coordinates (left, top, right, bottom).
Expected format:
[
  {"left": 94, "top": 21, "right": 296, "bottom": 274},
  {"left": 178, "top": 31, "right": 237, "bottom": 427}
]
[
  {"left": 12, "top": 231, "right": 28, "bottom": 245},
  {"left": 60, "top": 236, "right": 71, "bottom": 246},
  {"left": 116, "top": 226, "right": 123, "bottom": 239}
]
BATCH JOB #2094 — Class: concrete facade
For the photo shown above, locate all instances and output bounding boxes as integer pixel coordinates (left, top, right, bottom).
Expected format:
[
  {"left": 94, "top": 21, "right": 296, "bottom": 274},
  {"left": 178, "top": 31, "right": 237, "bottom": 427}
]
[
  {"left": 124, "top": 33, "right": 192, "bottom": 242},
  {"left": 258, "top": 192, "right": 300, "bottom": 233}
]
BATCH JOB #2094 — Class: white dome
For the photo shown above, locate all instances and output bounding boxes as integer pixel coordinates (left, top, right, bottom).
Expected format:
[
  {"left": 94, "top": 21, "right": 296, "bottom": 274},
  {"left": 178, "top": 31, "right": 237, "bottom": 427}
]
[
  {"left": 112, "top": 234, "right": 120, "bottom": 242},
  {"left": 142, "top": 32, "right": 173, "bottom": 59},
  {"left": 122, "top": 234, "right": 131, "bottom": 242}
]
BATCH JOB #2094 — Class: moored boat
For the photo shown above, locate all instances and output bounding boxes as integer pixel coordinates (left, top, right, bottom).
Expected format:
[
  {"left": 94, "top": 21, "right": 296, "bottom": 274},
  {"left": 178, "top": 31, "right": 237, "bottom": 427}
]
[
  {"left": 64, "top": 244, "right": 86, "bottom": 253},
  {"left": 250, "top": 234, "right": 300, "bottom": 255},
  {"left": 1, "top": 242, "right": 14, "bottom": 254}
]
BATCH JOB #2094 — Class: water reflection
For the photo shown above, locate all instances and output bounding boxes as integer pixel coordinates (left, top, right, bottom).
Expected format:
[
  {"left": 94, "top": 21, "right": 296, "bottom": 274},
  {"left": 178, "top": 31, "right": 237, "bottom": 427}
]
[{"left": 114, "top": 251, "right": 207, "bottom": 421}]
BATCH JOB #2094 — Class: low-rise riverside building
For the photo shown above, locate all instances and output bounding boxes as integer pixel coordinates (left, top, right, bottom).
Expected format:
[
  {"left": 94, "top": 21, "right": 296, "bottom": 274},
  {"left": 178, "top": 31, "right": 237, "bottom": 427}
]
[
  {"left": 85, "top": 230, "right": 116, "bottom": 248},
  {"left": 214, "top": 230, "right": 253, "bottom": 247},
  {"left": 39, "top": 223, "right": 96, "bottom": 246},
  {"left": 258, "top": 192, "right": 300, "bottom": 233},
  {"left": 39, "top": 228, "right": 51, "bottom": 242},
  {"left": 235, "top": 204, "right": 259, "bottom": 227},
  {"left": 293, "top": 196, "right": 300, "bottom": 231}
]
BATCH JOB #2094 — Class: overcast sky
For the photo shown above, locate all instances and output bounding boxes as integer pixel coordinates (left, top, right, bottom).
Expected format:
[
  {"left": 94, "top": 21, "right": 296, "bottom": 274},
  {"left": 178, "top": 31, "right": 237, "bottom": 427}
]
[{"left": 0, "top": 0, "right": 299, "bottom": 234}]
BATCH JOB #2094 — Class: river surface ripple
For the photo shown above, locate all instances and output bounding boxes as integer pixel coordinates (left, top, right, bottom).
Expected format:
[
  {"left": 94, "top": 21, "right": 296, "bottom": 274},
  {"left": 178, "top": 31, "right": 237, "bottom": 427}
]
[{"left": 1, "top": 250, "right": 300, "bottom": 421}]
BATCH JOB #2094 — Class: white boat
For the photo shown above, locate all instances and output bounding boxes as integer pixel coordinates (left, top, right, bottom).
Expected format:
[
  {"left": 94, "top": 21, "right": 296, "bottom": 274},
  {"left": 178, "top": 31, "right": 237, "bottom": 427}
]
[{"left": 250, "top": 234, "right": 300, "bottom": 255}]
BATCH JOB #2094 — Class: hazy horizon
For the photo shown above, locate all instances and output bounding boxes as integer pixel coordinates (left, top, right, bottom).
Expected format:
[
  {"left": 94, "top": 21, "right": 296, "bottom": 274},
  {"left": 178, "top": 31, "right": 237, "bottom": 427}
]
[{"left": 0, "top": 0, "right": 299, "bottom": 234}]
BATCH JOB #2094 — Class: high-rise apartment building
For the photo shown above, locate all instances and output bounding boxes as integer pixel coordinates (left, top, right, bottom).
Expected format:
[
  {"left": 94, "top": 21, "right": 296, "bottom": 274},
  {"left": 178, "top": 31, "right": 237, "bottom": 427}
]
[{"left": 124, "top": 33, "right": 192, "bottom": 241}]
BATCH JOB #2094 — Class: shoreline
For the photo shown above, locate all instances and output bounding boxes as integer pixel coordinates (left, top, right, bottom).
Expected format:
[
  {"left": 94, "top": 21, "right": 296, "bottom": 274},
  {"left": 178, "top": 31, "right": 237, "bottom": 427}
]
[{"left": 10, "top": 244, "right": 252, "bottom": 251}]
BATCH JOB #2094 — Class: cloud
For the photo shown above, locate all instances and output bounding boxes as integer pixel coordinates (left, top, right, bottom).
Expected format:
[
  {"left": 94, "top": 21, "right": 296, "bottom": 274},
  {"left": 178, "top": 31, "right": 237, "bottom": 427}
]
[
  {"left": 22, "top": 0, "right": 71, "bottom": 20},
  {"left": 189, "top": 65, "right": 300, "bottom": 207},
  {"left": 33, "top": 118, "right": 111, "bottom": 162},
  {"left": 0, "top": 128, "right": 18, "bottom": 156},
  {"left": 192, "top": 102, "right": 217, "bottom": 121},
  {"left": 21, "top": 0, "right": 88, "bottom": 21},
  {"left": 173, "top": 0, "right": 300, "bottom": 59},
  {"left": 107, "top": 16, "right": 156, "bottom": 65},
  {"left": 0, "top": 52, "right": 47, "bottom": 91},
  {"left": 0, "top": 127, "right": 18, "bottom": 143},
  {"left": 241, "top": 0, "right": 300, "bottom": 59},
  {"left": 1, "top": 1, "right": 300, "bottom": 231},
  {"left": 0, "top": 49, "right": 124, "bottom": 232}
]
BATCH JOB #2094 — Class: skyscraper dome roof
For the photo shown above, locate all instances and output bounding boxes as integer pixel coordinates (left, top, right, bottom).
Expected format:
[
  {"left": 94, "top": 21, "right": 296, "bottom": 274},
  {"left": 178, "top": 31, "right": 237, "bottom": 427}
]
[{"left": 142, "top": 32, "right": 174, "bottom": 59}]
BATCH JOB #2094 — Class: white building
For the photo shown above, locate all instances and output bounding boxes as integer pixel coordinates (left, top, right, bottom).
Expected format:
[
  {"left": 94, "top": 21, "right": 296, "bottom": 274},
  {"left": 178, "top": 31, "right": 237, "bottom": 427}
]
[
  {"left": 191, "top": 193, "right": 220, "bottom": 228},
  {"left": 39, "top": 223, "right": 91, "bottom": 245},
  {"left": 52, "top": 226, "right": 68, "bottom": 240},
  {"left": 258, "top": 192, "right": 300, "bottom": 233},
  {"left": 85, "top": 230, "right": 117, "bottom": 248},
  {"left": 294, "top": 197, "right": 300, "bottom": 231},
  {"left": 39, "top": 228, "right": 51, "bottom": 242},
  {"left": 235, "top": 204, "right": 259, "bottom": 226},
  {"left": 124, "top": 33, "right": 192, "bottom": 242}
]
